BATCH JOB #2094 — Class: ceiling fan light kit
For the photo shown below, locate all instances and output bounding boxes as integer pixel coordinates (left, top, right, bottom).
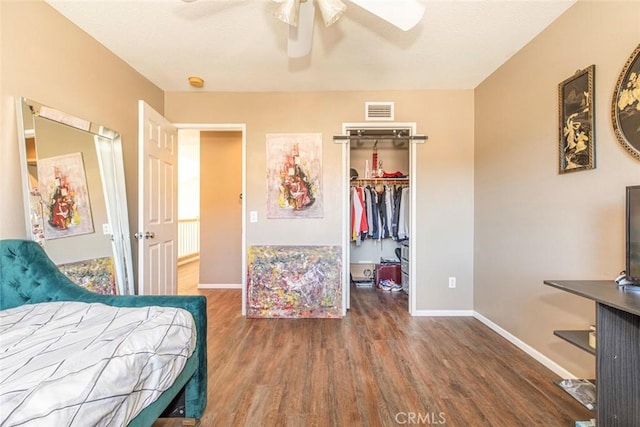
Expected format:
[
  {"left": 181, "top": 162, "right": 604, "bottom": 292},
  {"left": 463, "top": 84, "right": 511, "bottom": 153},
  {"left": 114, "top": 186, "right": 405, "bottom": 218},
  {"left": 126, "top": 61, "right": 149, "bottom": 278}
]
[{"left": 287, "top": 0, "right": 316, "bottom": 58}]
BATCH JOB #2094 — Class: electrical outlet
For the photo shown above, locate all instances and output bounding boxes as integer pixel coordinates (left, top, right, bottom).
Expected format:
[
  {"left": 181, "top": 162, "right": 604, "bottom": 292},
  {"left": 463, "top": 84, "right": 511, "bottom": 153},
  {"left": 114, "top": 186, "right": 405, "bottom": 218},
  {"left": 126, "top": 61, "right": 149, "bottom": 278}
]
[
  {"left": 250, "top": 211, "right": 258, "bottom": 223},
  {"left": 448, "top": 277, "right": 456, "bottom": 288}
]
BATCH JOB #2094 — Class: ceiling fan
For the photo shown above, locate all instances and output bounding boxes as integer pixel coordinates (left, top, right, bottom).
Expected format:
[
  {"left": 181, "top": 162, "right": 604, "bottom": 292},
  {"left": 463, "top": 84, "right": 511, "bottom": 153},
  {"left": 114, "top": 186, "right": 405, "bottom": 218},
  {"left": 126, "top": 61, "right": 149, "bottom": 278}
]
[{"left": 273, "top": 0, "right": 426, "bottom": 58}]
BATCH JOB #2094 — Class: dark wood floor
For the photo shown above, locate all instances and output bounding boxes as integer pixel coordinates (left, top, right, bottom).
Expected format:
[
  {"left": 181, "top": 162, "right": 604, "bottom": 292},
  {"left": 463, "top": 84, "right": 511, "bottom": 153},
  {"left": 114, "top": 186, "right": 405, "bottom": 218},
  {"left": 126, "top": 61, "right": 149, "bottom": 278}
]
[{"left": 158, "top": 262, "right": 592, "bottom": 426}]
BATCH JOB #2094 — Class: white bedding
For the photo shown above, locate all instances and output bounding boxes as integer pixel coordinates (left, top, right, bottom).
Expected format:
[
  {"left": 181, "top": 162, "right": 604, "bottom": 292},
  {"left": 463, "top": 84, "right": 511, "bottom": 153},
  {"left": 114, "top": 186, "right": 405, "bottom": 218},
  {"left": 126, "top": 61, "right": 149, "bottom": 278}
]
[{"left": 0, "top": 301, "right": 196, "bottom": 427}]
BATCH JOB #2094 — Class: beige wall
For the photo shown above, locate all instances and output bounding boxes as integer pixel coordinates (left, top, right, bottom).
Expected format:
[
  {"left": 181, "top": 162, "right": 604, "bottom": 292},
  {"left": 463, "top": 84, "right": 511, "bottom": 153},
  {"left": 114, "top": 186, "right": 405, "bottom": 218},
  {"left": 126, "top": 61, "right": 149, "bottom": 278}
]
[
  {"left": 165, "top": 90, "right": 475, "bottom": 311},
  {"left": 4, "top": 0, "right": 626, "bottom": 381},
  {"left": 0, "top": 0, "right": 163, "bottom": 272},
  {"left": 199, "top": 131, "right": 242, "bottom": 285},
  {"left": 1, "top": 0, "right": 475, "bottom": 312},
  {"left": 475, "top": 0, "right": 640, "bottom": 378}
]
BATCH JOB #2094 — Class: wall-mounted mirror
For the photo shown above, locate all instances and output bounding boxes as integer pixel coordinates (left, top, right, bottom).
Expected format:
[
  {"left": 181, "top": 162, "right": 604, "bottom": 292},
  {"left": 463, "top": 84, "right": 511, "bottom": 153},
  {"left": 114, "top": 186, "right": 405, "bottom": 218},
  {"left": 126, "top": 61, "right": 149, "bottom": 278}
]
[{"left": 16, "top": 97, "right": 134, "bottom": 295}]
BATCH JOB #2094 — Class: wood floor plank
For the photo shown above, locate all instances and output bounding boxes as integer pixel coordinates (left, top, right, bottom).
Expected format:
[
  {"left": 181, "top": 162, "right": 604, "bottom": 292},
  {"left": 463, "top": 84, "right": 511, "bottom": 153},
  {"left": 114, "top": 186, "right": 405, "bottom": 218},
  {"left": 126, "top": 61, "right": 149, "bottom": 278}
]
[{"left": 156, "top": 265, "right": 593, "bottom": 426}]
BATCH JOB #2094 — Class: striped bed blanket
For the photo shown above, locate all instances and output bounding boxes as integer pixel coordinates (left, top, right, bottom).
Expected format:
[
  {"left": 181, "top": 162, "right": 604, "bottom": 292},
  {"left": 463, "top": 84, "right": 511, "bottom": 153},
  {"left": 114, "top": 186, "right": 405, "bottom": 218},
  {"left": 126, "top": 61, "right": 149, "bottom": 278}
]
[{"left": 0, "top": 301, "right": 196, "bottom": 426}]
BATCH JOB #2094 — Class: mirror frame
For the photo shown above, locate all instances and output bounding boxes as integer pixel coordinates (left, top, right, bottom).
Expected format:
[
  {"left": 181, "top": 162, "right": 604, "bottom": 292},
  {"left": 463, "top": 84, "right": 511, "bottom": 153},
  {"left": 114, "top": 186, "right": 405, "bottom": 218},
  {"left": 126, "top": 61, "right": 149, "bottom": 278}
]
[{"left": 15, "top": 97, "right": 135, "bottom": 295}]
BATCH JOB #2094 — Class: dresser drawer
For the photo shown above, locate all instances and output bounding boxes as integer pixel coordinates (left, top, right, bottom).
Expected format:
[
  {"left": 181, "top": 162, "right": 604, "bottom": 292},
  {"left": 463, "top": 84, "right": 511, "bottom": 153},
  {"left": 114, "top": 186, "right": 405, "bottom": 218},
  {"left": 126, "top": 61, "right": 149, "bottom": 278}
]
[
  {"left": 402, "top": 271, "right": 409, "bottom": 293},
  {"left": 400, "top": 241, "right": 409, "bottom": 261}
]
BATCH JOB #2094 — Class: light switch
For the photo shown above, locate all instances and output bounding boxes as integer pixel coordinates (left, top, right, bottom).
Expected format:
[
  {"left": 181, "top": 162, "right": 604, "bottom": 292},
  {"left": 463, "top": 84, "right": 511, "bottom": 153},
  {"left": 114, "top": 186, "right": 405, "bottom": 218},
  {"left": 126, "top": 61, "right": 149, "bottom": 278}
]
[{"left": 250, "top": 211, "right": 258, "bottom": 223}]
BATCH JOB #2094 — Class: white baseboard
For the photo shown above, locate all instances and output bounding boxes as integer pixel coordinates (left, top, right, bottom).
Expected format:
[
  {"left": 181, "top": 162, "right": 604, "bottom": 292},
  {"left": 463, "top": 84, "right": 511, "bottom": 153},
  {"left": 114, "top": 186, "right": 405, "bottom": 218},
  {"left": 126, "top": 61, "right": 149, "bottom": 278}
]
[
  {"left": 412, "top": 309, "right": 474, "bottom": 317},
  {"left": 473, "top": 311, "right": 577, "bottom": 379},
  {"left": 198, "top": 283, "right": 242, "bottom": 289}
]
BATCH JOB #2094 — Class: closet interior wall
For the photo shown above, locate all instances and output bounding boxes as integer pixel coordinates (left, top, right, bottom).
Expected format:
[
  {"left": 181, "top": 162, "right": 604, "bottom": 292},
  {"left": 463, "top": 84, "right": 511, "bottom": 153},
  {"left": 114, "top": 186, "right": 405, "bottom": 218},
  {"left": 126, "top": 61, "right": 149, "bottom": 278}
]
[{"left": 349, "top": 132, "right": 410, "bottom": 287}]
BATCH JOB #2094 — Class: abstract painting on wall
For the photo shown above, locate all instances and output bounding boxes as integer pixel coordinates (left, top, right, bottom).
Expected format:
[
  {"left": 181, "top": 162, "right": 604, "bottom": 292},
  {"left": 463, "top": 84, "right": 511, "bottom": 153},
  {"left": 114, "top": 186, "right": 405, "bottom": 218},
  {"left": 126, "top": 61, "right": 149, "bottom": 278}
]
[
  {"left": 247, "top": 245, "right": 342, "bottom": 318},
  {"left": 266, "top": 133, "right": 323, "bottom": 218},
  {"left": 37, "top": 152, "right": 95, "bottom": 239},
  {"left": 58, "top": 257, "right": 116, "bottom": 295}
]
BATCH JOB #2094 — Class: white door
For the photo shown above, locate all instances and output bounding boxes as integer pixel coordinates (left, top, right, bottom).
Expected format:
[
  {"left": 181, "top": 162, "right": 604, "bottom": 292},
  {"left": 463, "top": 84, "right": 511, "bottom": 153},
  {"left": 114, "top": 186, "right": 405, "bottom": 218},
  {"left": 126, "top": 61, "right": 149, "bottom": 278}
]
[{"left": 137, "top": 100, "right": 178, "bottom": 295}]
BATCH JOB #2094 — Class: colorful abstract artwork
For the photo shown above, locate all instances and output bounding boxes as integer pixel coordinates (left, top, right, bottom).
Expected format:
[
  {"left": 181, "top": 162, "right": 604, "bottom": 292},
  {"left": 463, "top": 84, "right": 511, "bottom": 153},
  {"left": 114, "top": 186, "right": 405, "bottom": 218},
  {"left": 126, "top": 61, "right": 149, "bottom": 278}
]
[
  {"left": 247, "top": 245, "right": 342, "bottom": 318},
  {"left": 58, "top": 257, "right": 117, "bottom": 295},
  {"left": 37, "top": 152, "right": 95, "bottom": 239},
  {"left": 266, "top": 133, "right": 323, "bottom": 218}
]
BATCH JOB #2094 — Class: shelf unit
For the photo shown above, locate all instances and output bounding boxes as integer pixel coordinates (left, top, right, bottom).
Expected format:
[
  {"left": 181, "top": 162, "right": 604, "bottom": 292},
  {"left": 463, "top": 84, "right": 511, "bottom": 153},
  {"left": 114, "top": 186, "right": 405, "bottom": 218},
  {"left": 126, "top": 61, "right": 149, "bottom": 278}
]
[
  {"left": 552, "top": 379, "right": 596, "bottom": 411},
  {"left": 400, "top": 240, "right": 409, "bottom": 294},
  {"left": 553, "top": 330, "right": 595, "bottom": 355},
  {"left": 550, "top": 327, "right": 596, "bottom": 411},
  {"left": 544, "top": 280, "right": 640, "bottom": 425}
]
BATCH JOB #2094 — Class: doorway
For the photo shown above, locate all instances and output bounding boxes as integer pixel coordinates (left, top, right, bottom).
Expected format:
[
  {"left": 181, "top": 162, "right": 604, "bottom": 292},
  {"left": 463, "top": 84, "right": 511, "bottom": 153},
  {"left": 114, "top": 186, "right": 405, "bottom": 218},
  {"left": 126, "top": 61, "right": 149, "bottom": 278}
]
[
  {"left": 340, "top": 122, "right": 419, "bottom": 316},
  {"left": 176, "top": 124, "right": 247, "bottom": 314}
]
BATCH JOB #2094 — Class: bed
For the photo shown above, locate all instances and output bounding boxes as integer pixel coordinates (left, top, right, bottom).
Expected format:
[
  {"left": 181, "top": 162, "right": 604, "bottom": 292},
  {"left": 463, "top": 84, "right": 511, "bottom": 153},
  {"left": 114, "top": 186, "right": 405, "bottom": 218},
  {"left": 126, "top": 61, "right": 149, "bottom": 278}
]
[{"left": 0, "top": 239, "right": 207, "bottom": 426}]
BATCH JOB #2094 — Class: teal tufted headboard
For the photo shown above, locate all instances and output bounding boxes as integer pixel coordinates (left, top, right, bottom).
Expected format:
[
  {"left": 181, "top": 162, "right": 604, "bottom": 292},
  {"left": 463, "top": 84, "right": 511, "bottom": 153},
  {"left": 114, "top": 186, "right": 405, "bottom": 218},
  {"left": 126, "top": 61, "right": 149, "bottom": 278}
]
[
  {"left": 0, "top": 239, "right": 96, "bottom": 308},
  {"left": 0, "top": 239, "right": 208, "bottom": 422}
]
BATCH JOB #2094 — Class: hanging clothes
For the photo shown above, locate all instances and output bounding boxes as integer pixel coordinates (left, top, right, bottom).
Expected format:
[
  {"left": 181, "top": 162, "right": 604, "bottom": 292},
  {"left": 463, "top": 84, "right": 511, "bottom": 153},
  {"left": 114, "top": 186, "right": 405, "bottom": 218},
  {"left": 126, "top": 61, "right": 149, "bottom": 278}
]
[
  {"left": 398, "top": 186, "right": 410, "bottom": 240},
  {"left": 385, "top": 187, "right": 394, "bottom": 239},
  {"left": 351, "top": 183, "right": 409, "bottom": 243},
  {"left": 377, "top": 187, "right": 389, "bottom": 239},
  {"left": 351, "top": 186, "right": 368, "bottom": 245},
  {"left": 367, "top": 186, "right": 379, "bottom": 239},
  {"left": 391, "top": 186, "right": 402, "bottom": 239}
]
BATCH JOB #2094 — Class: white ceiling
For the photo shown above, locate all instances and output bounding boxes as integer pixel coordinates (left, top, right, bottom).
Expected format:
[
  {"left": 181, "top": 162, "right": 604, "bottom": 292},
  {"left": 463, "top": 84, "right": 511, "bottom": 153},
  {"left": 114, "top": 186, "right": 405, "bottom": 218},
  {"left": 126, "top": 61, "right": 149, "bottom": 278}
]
[{"left": 45, "top": 0, "right": 576, "bottom": 93}]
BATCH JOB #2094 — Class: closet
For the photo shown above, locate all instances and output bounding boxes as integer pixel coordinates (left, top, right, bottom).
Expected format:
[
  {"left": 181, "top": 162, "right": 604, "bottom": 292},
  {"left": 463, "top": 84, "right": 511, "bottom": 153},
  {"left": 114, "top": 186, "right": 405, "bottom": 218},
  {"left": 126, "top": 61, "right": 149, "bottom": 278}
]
[{"left": 348, "top": 128, "right": 410, "bottom": 294}]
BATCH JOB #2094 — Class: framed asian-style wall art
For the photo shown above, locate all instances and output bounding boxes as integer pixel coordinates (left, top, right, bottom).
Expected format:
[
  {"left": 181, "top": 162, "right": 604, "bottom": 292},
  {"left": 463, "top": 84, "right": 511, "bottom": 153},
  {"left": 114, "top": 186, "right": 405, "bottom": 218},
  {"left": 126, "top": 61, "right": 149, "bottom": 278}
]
[
  {"left": 612, "top": 43, "right": 640, "bottom": 161},
  {"left": 558, "top": 65, "right": 596, "bottom": 173}
]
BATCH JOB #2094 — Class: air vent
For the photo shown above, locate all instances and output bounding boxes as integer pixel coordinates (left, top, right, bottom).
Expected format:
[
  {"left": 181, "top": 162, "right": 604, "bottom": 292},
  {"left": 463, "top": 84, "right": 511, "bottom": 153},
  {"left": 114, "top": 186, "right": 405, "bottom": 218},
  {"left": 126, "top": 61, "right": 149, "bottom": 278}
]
[{"left": 365, "top": 102, "right": 394, "bottom": 121}]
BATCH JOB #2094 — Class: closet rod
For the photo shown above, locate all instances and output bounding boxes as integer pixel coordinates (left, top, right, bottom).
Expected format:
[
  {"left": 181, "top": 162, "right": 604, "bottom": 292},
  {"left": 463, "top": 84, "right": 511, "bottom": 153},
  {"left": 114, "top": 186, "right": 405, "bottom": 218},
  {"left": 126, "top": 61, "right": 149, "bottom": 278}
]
[
  {"left": 333, "top": 135, "right": 427, "bottom": 141},
  {"left": 351, "top": 178, "right": 409, "bottom": 186}
]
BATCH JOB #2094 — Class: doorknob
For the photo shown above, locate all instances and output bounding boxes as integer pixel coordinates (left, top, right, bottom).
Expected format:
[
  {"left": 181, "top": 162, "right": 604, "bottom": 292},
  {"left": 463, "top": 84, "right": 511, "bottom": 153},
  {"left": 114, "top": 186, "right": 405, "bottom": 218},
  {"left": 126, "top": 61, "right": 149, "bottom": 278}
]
[{"left": 134, "top": 231, "right": 156, "bottom": 240}]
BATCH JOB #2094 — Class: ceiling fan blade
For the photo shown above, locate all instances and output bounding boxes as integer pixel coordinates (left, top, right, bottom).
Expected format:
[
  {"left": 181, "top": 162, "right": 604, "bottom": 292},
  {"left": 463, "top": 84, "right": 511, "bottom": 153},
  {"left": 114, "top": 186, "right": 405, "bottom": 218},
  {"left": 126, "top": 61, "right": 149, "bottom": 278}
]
[
  {"left": 274, "top": 0, "right": 300, "bottom": 26},
  {"left": 317, "top": 0, "right": 347, "bottom": 26},
  {"left": 287, "top": 0, "right": 316, "bottom": 58},
  {"left": 349, "top": 0, "right": 426, "bottom": 31}
]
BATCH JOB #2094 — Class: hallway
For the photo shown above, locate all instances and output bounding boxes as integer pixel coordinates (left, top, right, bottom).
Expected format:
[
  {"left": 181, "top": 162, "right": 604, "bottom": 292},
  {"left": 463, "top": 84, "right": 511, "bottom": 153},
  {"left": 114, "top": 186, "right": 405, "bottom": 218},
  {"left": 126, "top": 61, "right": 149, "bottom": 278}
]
[{"left": 178, "top": 260, "right": 200, "bottom": 295}]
